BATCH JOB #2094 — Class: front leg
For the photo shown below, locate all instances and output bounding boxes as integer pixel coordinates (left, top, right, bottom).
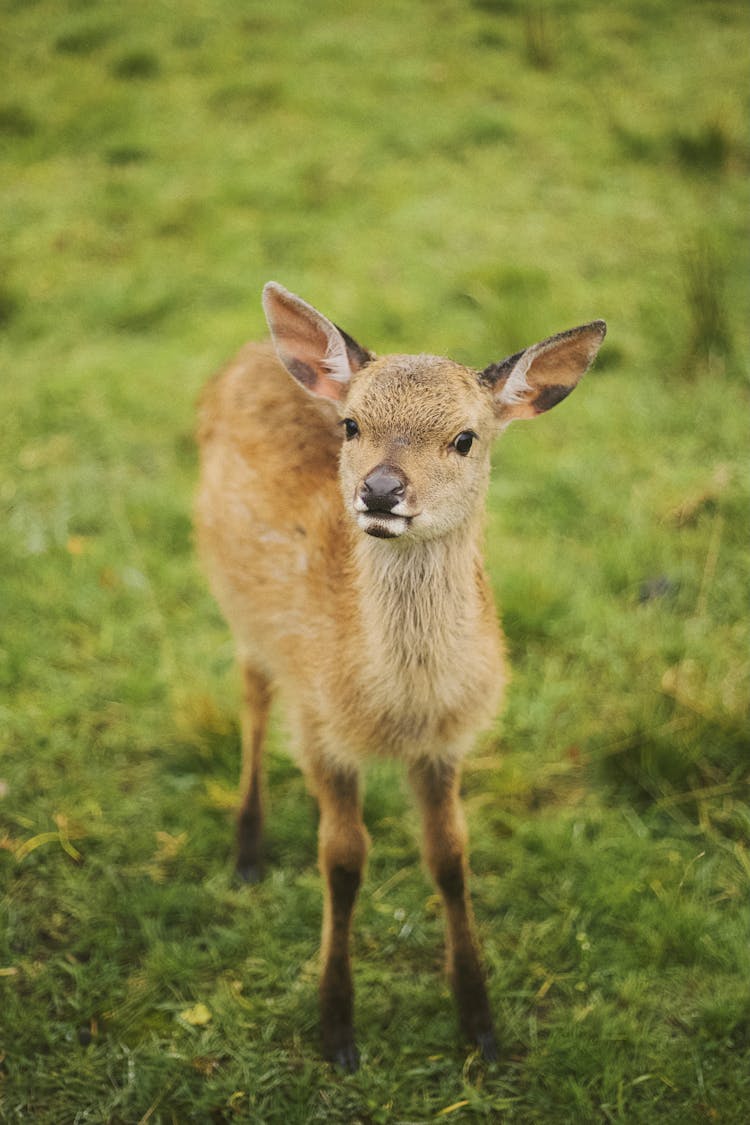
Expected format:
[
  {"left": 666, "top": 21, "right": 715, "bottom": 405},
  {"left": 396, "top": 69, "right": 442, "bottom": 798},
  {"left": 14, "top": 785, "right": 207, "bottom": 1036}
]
[
  {"left": 309, "top": 755, "right": 370, "bottom": 1072},
  {"left": 409, "top": 758, "right": 497, "bottom": 1061}
]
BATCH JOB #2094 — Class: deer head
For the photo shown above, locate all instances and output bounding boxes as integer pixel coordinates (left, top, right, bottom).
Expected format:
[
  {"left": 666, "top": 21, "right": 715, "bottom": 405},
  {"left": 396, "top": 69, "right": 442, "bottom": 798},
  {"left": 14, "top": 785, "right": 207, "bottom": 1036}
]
[{"left": 263, "top": 282, "right": 606, "bottom": 542}]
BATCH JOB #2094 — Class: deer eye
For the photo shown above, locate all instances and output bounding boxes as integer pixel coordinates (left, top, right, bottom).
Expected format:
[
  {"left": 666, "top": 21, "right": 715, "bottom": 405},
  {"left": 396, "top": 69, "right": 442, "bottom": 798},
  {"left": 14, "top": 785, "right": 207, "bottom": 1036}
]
[
  {"left": 451, "top": 430, "right": 476, "bottom": 456},
  {"left": 342, "top": 418, "right": 360, "bottom": 440}
]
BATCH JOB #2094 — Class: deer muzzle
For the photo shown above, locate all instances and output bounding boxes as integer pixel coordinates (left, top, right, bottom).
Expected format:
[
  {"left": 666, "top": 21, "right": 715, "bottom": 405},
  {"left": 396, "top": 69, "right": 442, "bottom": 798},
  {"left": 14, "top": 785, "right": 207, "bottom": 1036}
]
[{"left": 355, "top": 464, "right": 414, "bottom": 538}]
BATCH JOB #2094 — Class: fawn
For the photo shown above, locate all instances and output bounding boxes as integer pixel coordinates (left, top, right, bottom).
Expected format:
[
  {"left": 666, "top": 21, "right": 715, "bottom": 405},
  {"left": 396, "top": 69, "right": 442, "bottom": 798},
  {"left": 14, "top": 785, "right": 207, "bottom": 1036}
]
[{"left": 195, "top": 282, "right": 606, "bottom": 1071}]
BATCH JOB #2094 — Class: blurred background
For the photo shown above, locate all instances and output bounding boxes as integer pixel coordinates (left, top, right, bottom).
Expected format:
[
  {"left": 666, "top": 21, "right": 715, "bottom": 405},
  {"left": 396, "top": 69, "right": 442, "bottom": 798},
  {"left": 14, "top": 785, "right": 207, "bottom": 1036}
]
[{"left": 1, "top": 1, "right": 748, "bottom": 1121}]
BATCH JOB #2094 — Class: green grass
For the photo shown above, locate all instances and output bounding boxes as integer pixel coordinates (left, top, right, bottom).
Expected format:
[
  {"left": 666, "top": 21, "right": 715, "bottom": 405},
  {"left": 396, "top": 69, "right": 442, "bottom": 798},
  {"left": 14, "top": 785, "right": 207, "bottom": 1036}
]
[{"left": 1, "top": 0, "right": 748, "bottom": 1121}]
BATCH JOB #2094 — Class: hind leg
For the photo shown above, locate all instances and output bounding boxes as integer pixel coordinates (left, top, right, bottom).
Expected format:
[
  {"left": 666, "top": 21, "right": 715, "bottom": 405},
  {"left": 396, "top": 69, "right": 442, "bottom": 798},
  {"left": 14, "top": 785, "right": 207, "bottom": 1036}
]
[{"left": 236, "top": 663, "right": 272, "bottom": 883}]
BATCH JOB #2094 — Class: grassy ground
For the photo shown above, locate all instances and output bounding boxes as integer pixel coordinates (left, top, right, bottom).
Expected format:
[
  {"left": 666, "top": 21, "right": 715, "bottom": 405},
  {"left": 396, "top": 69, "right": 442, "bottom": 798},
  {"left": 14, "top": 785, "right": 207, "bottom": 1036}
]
[{"left": 1, "top": 0, "right": 748, "bottom": 1121}]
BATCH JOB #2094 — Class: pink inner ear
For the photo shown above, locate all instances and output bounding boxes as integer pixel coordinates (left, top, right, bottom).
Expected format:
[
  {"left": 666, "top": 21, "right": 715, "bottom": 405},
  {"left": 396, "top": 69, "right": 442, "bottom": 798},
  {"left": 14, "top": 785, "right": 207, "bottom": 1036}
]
[
  {"left": 264, "top": 285, "right": 352, "bottom": 402},
  {"left": 279, "top": 322, "right": 328, "bottom": 372},
  {"left": 494, "top": 321, "right": 606, "bottom": 423},
  {"left": 276, "top": 336, "right": 350, "bottom": 402},
  {"left": 527, "top": 334, "right": 601, "bottom": 386},
  {"left": 283, "top": 324, "right": 351, "bottom": 401},
  {"left": 306, "top": 366, "right": 350, "bottom": 402}
]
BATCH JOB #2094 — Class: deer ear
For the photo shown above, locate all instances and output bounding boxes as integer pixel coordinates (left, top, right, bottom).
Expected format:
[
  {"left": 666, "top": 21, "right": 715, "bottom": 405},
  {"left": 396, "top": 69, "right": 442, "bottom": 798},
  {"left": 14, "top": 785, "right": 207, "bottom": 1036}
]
[
  {"left": 481, "top": 320, "right": 606, "bottom": 422},
  {"left": 262, "top": 282, "right": 373, "bottom": 402}
]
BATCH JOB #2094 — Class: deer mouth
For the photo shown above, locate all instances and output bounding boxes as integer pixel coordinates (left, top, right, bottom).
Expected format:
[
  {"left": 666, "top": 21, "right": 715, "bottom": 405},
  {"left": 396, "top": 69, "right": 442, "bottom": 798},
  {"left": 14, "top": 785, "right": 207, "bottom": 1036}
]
[{"left": 356, "top": 511, "right": 412, "bottom": 539}]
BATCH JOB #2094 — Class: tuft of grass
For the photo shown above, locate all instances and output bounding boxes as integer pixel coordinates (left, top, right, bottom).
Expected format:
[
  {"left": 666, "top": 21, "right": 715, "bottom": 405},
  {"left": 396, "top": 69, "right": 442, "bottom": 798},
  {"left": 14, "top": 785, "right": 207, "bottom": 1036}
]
[
  {"left": 54, "top": 23, "right": 113, "bottom": 56},
  {"left": 673, "top": 121, "right": 732, "bottom": 174},
  {"left": 682, "top": 239, "right": 735, "bottom": 374},
  {"left": 208, "top": 81, "right": 284, "bottom": 118},
  {"left": 104, "top": 144, "right": 151, "bottom": 166},
  {"left": 0, "top": 282, "right": 21, "bottom": 327},
  {"left": 524, "top": 5, "right": 556, "bottom": 70},
  {"left": 612, "top": 121, "right": 660, "bottom": 163},
  {"left": 110, "top": 49, "right": 162, "bottom": 80},
  {"left": 0, "top": 103, "right": 36, "bottom": 138}
]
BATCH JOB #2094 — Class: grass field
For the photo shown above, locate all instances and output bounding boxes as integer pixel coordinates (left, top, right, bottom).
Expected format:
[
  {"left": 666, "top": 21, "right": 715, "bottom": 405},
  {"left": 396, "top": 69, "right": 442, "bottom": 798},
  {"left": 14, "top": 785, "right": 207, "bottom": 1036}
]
[{"left": 1, "top": 0, "right": 749, "bottom": 1121}]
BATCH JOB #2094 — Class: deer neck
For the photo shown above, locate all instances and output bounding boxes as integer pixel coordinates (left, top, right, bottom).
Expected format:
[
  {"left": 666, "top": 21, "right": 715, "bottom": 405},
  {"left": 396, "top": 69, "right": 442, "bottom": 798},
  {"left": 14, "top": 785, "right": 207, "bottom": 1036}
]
[{"left": 351, "top": 519, "right": 486, "bottom": 676}]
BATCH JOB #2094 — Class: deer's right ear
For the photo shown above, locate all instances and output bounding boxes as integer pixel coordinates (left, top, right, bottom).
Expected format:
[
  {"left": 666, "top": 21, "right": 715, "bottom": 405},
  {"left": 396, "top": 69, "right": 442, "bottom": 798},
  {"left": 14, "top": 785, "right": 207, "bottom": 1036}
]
[{"left": 262, "top": 282, "right": 373, "bottom": 402}]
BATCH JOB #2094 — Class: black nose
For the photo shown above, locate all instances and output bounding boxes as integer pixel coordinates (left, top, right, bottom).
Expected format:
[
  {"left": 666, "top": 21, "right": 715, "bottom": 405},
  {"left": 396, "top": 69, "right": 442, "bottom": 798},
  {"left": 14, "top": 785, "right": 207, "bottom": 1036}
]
[{"left": 360, "top": 465, "right": 406, "bottom": 513}]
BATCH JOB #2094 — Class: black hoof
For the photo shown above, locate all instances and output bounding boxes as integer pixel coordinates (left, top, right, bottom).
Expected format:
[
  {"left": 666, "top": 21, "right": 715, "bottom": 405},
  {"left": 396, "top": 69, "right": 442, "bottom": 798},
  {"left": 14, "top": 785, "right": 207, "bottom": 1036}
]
[
  {"left": 475, "top": 1029, "right": 498, "bottom": 1063},
  {"left": 334, "top": 1043, "right": 360, "bottom": 1073},
  {"left": 235, "top": 861, "right": 263, "bottom": 885},
  {"left": 328, "top": 1042, "right": 360, "bottom": 1073}
]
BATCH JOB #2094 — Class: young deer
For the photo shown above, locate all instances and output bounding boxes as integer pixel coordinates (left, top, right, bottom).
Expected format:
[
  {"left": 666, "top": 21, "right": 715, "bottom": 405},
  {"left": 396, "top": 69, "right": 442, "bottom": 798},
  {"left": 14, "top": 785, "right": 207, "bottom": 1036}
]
[{"left": 196, "top": 283, "right": 605, "bottom": 1071}]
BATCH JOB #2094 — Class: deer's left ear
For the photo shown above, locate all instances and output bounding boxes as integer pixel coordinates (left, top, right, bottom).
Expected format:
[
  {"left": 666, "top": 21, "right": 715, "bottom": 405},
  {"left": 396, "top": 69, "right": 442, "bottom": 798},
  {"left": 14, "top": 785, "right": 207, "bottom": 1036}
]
[{"left": 481, "top": 320, "right": 606, "bottom": 422}]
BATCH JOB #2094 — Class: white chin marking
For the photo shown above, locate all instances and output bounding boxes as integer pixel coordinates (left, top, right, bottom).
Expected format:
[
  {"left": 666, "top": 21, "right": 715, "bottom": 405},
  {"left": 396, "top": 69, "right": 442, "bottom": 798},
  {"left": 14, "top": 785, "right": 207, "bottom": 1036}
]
[{"left": 357, "top": 513, "right": 409, "bottom": 539}]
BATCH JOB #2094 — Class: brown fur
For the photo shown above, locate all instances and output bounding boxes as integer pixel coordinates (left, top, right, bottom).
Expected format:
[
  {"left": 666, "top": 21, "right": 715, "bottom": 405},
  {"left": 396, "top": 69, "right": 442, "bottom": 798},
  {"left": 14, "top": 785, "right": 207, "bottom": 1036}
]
[{"left": 195, "top": 284, "right": 605, "bottom": 1069}]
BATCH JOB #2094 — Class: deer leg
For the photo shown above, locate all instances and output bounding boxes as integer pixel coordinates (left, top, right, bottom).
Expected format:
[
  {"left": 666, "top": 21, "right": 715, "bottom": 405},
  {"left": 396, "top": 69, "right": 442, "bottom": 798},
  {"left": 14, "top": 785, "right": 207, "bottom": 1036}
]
[
  {"left": 309, "top": 755, "right": 369, "bottom": 1072},
  {"left": 409, "top": 758, "right": 497, "bottom": 1061},
  {"left": 236, "top": 664, "right": 271, "bottom": 883}
]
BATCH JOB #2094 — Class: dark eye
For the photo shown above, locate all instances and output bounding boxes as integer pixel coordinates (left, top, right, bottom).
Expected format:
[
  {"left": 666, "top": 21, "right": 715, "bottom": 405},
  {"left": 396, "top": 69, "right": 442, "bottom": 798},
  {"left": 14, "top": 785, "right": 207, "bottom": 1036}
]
[
  {"left": 342, "top": 418, "right": 360, "bottom": 440},
  {"left": 452, "top": 430, "right": 476, "bottom": 456}
]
